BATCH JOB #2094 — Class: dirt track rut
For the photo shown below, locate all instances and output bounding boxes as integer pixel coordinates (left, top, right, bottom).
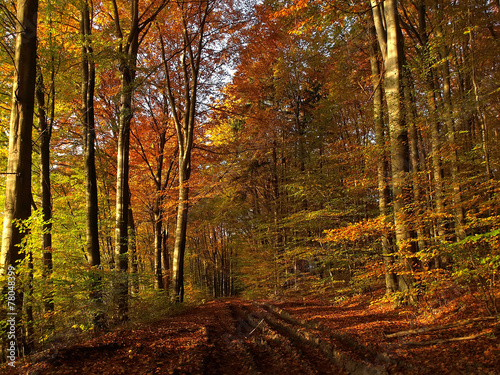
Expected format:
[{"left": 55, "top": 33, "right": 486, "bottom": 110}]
[{"left": 10, "top": 299, "right": 392, "bottom": 375}]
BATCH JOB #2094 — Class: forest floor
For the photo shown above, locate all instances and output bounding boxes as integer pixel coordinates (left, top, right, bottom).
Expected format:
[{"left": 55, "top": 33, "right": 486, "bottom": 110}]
[{"left": 3, "top": 287, "right": 500, "bottom": 375}]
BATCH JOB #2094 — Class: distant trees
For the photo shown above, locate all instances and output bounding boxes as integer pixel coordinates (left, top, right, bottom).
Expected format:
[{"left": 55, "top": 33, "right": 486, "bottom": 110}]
[{"left": 192, "top": 0, "right": 500, "bottom": 303}]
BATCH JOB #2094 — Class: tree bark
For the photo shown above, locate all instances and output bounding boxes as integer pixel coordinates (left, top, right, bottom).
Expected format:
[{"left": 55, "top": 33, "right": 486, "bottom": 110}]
[
  {"left": 172, "top": 166, "right": 190, "bottom": 302},
  {"left": 81, "top": 2, "right": 105, "bottom": 327},
  {"left": 155, "top": 217, "right": 164, "bottom": 289},
  {"left": 372, "top": 0, "right": 414, "bottom": 291},
  {"left": 0, "top": 0, "right": 38, "bottom": 355},
  {"left": 128, "top": 205, "right": 139, "bottom": 295},
  {"left": 154, "top": 131, "right": 166, "bottom": 289},
  {"left": 81, "top": 1, "right": 100, "bottom": 268},
  {"left": 162, "top": 1, "right": 210, "bottom": 302},
  {"left": 432, "top": 2, "right": 466, "bottom": 241},
  {"left": 367, "top": 15, "right": 398, "bottom": 293},
  {"left": 112, "top": 0, "right": 139, "bottom": 321},
  {"left": 110, "top": 0, "right": 168, "bottom": 314},
  {"left": 162, "top": 227, "right": 170, "bottom": 291},
  {"left": 1, "top": 0, "right": 39, "bottom": 271},
  {"left": 36, "top": 64, "right": 55, "bottom": 314}
]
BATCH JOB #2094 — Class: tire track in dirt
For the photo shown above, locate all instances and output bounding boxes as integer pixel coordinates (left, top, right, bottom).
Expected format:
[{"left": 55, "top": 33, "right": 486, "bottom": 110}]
[
  {"left": 246, "top": 302, "right": 392, "bottom": 375},
  {"left": 9, "top": 299, "right": 396, "bottom": 375},
  {"left": 202, "top": 300, "right": 347, "bottom": 375},
  {"left": 251, "top": 301, "right": 395, "bottom": 375}
]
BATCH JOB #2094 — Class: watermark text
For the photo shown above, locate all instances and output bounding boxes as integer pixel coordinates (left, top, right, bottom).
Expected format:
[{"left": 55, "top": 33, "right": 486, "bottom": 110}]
[{"left": 6, "top": 265, "right": 17, "bottom": 367}]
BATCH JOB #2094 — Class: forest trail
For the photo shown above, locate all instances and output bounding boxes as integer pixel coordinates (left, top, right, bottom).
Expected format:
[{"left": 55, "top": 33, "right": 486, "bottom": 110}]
[{"left": 7, "top": 295, "right": 500, "bottom": 375}]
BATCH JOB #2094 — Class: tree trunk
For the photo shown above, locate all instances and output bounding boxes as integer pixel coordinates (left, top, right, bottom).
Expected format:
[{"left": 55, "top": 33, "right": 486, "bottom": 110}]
[
  {"left": 372, "top": 0, "right": 414, "bottom": 292},
  {"left": 368, "top": 16, "right": 398, "bottom": 293},
  {"left": 432, "top": 2, "right": 466, "bottom": 241},
  {"left": 155, "top": 214, "right": 164, "bottom": 289},
  {"left": 0, "top": 0, "right": 38, "bottom": 355},
  {"left": 163, "top": 1, "right": 209, "bottom": 302},
  {"left": 80, "top": 1, "right": 105, "bottom": 327},
  {"left": 81, "top": 2, "right": 100, "bottom": 268},
  {"left": 162, "top": 227, "right": 170, "bottom": 291},
  {"left": 112, "top": 0, "right": 139, "bottom": 321},
  {"left": 172, "top": 163, "right": 190, "bottom": 302},
  {"left": 128, "top": 205, "right": 139, "bottom": 295},
  {"left": 80, "top": 2, "right": 106, "bottom": 327},
  {"left": 154, "top": 131, "right": 166, "bottom": 289},
  {"left": 115, "top": 115, "right": 131, "bottom": 320},
  {"left": 36, "top": 67, "right": 54, "bottom": 314},
  {"left": 1, "top": 0, "right": 38, "bottom": 270},
  {"left": 402, "top": 52, "right": 426, "bottom": 256},
  {"left": 426, "top": 72, "right": 447, "bottom": 244}
]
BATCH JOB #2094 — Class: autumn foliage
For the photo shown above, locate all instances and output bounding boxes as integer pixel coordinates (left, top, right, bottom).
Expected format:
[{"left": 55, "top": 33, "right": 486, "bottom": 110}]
[{"left": 0, "top": 0, "right": 499, "bottom": 369}]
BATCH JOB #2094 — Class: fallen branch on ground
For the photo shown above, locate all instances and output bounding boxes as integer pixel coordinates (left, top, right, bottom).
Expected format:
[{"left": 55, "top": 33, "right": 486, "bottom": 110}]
[
  {"left": 401, "top": 331, "right": 492, "bottom": 347},
  {"left": 385, "top": 317, "right": 497, "bottom": 338}
]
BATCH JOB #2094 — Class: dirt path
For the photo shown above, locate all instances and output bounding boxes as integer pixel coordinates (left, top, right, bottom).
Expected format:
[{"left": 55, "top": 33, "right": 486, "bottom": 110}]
[
  {"left": 5, "top": 296, "right": 499, "bottom": 375},
  {"left": 8, "top": 299, "right": 384, "bottom": 375}
]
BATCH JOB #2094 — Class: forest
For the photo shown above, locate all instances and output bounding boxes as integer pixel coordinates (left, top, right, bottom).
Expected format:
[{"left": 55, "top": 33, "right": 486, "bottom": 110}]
[{"left": 0, "top": 0, "right": 499, "bottom": 373}]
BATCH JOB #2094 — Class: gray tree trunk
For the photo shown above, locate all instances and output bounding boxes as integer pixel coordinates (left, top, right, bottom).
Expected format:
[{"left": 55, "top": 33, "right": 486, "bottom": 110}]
[
  {"left": 0, "top": 0, "right": 38, "bottom": 354},
  {"left": 1, "top": 0, "right": 39, "bottom": 272},
  {"left": 172, "top": 165, "right": 190, "bottom": 302},
  {"left": 112, "top": 0, "right": 168, "bottom": 318},
  {"left": 162, "top": 3, "right": 210, "bottom": 302},
  {"left": 112, "top": 0, "right": 139, "bottom": 321},
  {"left": 368, "top": 15, "right": 398, "bottom": 293},
  {"left": 372, "top": 0, "right": 414, "bottom": 292}
]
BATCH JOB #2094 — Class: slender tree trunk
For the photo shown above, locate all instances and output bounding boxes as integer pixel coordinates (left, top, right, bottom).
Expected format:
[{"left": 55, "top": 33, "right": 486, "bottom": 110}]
[
  {"left": 468, "top": 27, "right": 492, "bottom": 180},
  {"left": 81, "top": 2, "right": 105, "bottom": 327},
  {"left": 164, "top": 2, "right": 209, "bottom": 302},
  {"left": 373, "top": 0, "right": 414, "bottom": 292},
  {"left": 128, "top": 205, "right": 139, "bottom": 295},
  {"left": 23, "top": 247, "right": 34, "bottom": 354},
  {"left": 81, "top": 2, "right": 100, "bottom": 267},
  {"left": 155, "top": 216, "right": 164, "bottom": 289},
  {"left": 432, "top": 2, "right": 466, "bottom": 241},
  {"left": 402, "top": 56, "right": 426, "bottom": 256},
  {"left": 426, "top": 72, "right": 447, "bottom": 242},
  {"left": 162, "top": 226, "right": 170, "bottom": 290},
  {"left": 111, "top": 1, "right": 169, "bottom": 299},
  {"left": 154, "top": 132, "right": 166, "bottom": 289},
  {"left": 115, "top": 114, "right": 131, "bottom": 320},
  {"left": 172, "top": 166, "right": 189, "bottom": 302},
  {"left": 36, "top": 67, "right": 54, "bottom": 313},
  {"left": 368, "top": 17, "right": 398, "bottom": 293},
  {"left": 112, "top": 0, "right": 139, "bottom": 321}
]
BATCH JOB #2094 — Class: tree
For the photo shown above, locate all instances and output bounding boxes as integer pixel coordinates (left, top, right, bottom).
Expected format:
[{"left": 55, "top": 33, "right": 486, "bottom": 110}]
[
  {"left": 371, "top": 0, "right": 415, "bottom": 291},
  {"left": 80, "top": 0, "right": 105, "bottom": 326},
  {"left": 129, "top": 80, "right": 177, "bottom": 291},
  {"left": 110, "top": 0, "right": 168, "bottom": 320},
  {"left": 1, "top": 0, "right": 39, "bottom": 271},
  {"left": 161, "top": 0, "right": 213, "bottom": 302},
  {"left": 35, "top": 63, "right": 55, "bottom": 313},
  {"left": 367, "top": 11, "right": 398, "bottom": 293},
  {"left": 0, "top": 0, "right": 39, "bottom": 354}
]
